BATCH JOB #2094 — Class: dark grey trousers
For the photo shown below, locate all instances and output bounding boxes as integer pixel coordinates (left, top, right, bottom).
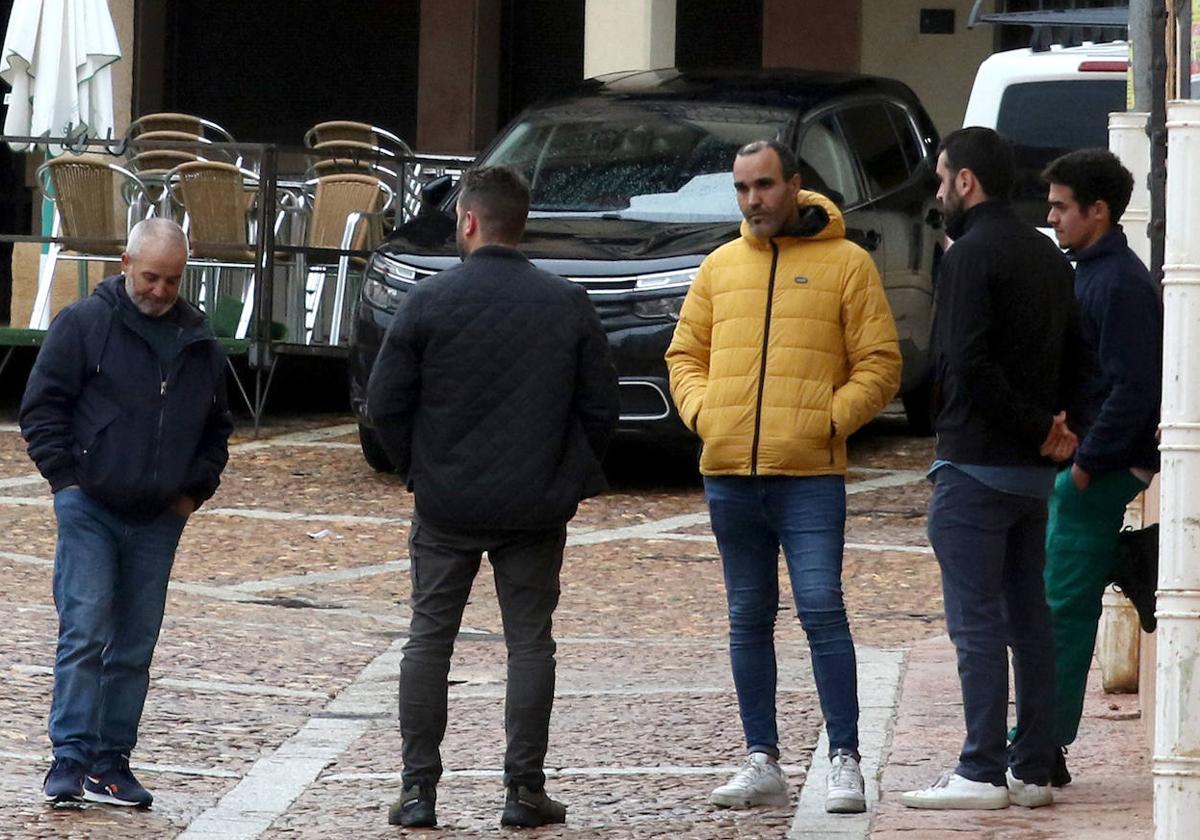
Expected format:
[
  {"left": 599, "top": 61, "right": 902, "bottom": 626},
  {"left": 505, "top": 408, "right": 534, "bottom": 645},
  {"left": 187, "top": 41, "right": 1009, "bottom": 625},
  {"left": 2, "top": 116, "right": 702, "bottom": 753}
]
[
  {"left": 399, "top": 517, "right": 566, "bottom": 790},
  {"left": 927, "top": 466, "right": 1056, "bottom": 787}
]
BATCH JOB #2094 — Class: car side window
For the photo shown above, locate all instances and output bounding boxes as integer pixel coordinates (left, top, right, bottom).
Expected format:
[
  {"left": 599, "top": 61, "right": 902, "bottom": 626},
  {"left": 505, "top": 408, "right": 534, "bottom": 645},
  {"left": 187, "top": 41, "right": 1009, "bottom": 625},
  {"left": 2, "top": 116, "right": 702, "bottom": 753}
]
[
  {"left": 885, "top": 103, "right": 927, "bottom": 175},
  {"left": 836, "top": 103, "right": 911, "bottom": 196},
  {"left": 798, "top": 114, "right": 862, "bottom": 208}
]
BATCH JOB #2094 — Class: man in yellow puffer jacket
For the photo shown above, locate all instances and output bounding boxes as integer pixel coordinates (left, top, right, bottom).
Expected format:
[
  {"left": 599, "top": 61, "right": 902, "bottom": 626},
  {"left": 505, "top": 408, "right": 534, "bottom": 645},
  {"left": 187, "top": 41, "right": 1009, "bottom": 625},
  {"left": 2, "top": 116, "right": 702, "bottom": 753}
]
[{"left": 666, "top": 140, "right": 900, "bottom": 814}]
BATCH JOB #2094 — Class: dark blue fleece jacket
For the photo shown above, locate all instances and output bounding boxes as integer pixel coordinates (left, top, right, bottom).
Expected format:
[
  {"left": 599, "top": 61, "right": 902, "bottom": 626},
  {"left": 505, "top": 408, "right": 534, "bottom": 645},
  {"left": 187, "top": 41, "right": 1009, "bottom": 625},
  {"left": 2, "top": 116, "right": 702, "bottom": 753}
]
[
  {"left": 1069, "top": 227, "right": 1162, "bottom": 476},
  {"left": 19, "top": 276, "right": 233, "bottom": 520}
]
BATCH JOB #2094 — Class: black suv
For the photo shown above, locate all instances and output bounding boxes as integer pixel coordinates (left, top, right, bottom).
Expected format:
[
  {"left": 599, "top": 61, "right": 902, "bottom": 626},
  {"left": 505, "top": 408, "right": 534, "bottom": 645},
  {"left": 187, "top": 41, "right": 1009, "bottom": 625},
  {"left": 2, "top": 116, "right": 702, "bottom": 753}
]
[{"left": 349, "top": 68, "right": 942, "bottom": 469}]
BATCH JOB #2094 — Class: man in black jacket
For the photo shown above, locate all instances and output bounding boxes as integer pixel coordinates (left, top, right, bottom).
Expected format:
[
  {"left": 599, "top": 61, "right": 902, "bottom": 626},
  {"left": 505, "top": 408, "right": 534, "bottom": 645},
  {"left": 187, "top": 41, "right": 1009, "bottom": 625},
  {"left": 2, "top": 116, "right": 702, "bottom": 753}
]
[
  {"left": 1039, "top": 148, "right": 1161, "bottom": 786},
  {"left": 20, "top": 218, "right": 232, "bottom": 808},
  {"left": 367, "top": 166, "right": 619, "bottom": 829},
  {"left": 901, "top": 128, "right": 1087, "bottom": 811}
]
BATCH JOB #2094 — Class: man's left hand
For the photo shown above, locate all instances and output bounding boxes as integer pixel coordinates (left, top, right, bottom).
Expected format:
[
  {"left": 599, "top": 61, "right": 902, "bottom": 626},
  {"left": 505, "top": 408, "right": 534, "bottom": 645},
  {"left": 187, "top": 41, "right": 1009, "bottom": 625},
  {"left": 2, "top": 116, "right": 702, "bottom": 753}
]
[{"left": 1071, "top": 464, "right": 1091, "bottom": 491}]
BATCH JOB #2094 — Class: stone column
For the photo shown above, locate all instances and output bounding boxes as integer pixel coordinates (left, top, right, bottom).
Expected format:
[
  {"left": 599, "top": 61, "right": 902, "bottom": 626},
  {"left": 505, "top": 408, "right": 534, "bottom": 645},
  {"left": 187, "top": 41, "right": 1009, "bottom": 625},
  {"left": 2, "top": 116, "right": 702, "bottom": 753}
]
[
  {"left": 583, "top": 0, "right": 675, "bottom": 79},
  {"left": 1155, "top": 97, "right": 1200, "bottom": 840},
  {"left": 415, "top": 0, "right": 501, "bottom": 153}
]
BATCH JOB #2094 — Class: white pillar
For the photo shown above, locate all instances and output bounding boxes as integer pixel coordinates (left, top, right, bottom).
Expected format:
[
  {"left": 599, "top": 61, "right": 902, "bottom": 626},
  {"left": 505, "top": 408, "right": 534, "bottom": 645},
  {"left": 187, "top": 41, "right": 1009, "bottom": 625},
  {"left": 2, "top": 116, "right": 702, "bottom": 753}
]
[
  {"left": 583, "top": 0, "right": 676, "bottom": 79},
  {"left": 1110, "top": 111, "right": 1153, "bottom": 267},
  {"left": 1155, "top": 98, "right": 1200, "bottom": 840}
]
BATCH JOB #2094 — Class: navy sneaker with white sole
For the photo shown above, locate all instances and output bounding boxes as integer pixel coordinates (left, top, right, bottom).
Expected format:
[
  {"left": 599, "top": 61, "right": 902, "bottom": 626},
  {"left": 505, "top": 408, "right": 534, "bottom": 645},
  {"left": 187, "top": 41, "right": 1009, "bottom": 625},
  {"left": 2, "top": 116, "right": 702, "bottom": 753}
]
[
  {"left": 42, "top": 757, "right": 86, "bottom": 803},
  {"left": 83, "top": 758, "right": 153, "bottom": 808}
]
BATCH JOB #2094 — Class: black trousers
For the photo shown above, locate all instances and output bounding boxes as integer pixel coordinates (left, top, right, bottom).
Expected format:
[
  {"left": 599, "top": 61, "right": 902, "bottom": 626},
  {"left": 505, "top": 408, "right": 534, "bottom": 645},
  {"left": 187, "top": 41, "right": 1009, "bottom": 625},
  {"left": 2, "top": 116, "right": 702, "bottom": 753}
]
[{"left": 399, "top": 516, "right": 566, "bottom": 790}]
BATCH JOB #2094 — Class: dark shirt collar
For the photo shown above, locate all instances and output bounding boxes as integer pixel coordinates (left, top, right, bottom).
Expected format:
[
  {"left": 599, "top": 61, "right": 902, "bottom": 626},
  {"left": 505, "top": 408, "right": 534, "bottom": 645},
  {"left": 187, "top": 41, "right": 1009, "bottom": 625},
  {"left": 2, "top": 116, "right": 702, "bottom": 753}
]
[
  {"left": 946, "top": 198, "right": 1014, "bottom": 241},
  {"left": 1069, "top": 226, "right": 1127, "bottom": 264},
  {"left": 466, "top": 244, "right": 527, "bottom": 261}
]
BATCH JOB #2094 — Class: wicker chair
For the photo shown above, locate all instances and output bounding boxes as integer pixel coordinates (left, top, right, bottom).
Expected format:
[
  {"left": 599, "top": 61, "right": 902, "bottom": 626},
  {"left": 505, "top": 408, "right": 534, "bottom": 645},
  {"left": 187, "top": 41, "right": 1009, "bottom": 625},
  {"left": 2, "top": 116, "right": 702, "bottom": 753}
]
[
  {"left": 303, "top": 121, "right": 415, "bottom": 219},
  {"left": 280, "top": 171, "right": 393, "bottom": 344},
  {"left": 164, "top": 160, "right": 261, "bottom": 337},
  {"left": 30, "top": 154, "right": 152, "bottom": 328},
  {"left": 127, "top": 113, "right": 234, "bottom": 143}
]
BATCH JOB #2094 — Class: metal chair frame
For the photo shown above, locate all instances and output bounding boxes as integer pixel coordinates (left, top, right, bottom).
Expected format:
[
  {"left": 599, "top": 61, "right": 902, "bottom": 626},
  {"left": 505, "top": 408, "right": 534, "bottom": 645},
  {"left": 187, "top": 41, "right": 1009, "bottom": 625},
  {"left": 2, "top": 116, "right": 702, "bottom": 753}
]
[{"left": 31, "top": 154, "right": 153, "bottom": 328}]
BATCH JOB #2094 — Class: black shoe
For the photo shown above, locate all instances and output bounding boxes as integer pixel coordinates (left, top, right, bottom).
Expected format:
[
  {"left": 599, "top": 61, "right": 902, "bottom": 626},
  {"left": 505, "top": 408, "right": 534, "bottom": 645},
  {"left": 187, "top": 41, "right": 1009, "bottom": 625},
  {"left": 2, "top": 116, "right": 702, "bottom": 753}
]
[
  {"left": 501, "top": 784, "right": 567, "bottom": 828},
  {"left": 1050, "top": 747, "right": 1072, "bottom": 788},
  {"left": 82, "top": 757, "right": 153, "bottom": 807},
  {"left": 1112, "top": 524, "right": 1158, "bottom": 632},
  {"left": 42, "top": 757, "right": 86, "bottom": 803},
  {"left": 388, "top": 783, "right": 436, "bottom": 828}
]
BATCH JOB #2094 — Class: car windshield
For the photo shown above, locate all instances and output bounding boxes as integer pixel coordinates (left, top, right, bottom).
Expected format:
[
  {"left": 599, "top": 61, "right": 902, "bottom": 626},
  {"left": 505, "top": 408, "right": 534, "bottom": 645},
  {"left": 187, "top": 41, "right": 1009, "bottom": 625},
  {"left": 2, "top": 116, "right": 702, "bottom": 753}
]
[
  {"left": 996, "top": 79, "right": 1127, "bottom": 229},
  {"left": 480, "top": 99, "right": 793, "bottom": 222}
]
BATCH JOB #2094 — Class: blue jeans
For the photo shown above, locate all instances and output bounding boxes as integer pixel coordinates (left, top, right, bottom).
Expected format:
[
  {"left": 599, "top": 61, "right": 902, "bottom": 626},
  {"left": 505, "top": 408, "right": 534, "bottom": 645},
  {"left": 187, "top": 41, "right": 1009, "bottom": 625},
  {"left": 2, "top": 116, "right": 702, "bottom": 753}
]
[
  {"left": 704, "top": 475, "right": 858, "bottom": 758},
  {"left": 49, "top": 488, "right": 186, "bottom": 770},
  {"left": 927, "top": 467, "right": 1056, "bottom": 786}
]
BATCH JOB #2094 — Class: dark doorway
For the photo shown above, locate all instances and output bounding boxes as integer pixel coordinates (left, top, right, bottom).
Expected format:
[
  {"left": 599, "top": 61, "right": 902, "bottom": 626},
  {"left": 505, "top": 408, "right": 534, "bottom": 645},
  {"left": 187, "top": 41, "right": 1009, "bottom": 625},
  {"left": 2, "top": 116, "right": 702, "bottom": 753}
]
[
  {"left": 675, "top": 0, "right": 763, "bottom": 70},
  {"left": 499, "top": 0, "right": 585, "bottom": 128},
  {"left": 154, "top": 1, "right": 421, "bottom": 150}
]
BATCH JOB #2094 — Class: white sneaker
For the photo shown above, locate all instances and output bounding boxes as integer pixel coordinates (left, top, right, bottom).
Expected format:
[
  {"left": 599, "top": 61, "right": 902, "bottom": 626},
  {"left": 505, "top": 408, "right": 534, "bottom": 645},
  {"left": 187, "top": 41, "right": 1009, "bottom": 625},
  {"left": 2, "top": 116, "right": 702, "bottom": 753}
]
[
  {"left": 1006, "top": 768, "right": 1053, "bottom": 808},
  {"left": 900, "top": 771, "right": 1010, "bottom": 810},
  {"left": 710, "top": 752, "right": 790, "bottom": 808},
  {"left": 826, "top": 750, "right": 867, "bottom": 813}
]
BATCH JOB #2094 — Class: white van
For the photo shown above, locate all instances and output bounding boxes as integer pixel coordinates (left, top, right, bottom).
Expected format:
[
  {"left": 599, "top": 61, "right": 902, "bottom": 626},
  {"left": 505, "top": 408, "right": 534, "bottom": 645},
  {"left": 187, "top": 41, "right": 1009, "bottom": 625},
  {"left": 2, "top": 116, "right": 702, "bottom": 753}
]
[{"left": 962, "top": 41, "right": 1129, "bottom": 232}]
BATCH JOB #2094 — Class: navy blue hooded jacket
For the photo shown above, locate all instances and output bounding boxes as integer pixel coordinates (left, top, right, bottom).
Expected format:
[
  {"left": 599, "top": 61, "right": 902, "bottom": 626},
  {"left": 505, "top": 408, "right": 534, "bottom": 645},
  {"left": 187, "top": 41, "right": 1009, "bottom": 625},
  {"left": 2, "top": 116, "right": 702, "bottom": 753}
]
[
  {"left": 1068, "top": 227, "right": 1162, "bottom": 476},
  {"left": 20, "top": 276, "right": 233, "bottom": 520}
]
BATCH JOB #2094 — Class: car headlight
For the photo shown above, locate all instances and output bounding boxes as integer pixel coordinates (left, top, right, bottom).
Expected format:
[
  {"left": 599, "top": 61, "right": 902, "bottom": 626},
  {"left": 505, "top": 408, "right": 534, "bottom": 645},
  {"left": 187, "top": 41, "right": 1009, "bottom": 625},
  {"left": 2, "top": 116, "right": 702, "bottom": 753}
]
[
  {"left": 632, "top": 269, "right": 694, "bottom": 321},
  {"left": 633, "top": 295, "right": 686, "bottom": 321},
  {"left": 361, "top": 258, "right": 418, "bottom": 311}
]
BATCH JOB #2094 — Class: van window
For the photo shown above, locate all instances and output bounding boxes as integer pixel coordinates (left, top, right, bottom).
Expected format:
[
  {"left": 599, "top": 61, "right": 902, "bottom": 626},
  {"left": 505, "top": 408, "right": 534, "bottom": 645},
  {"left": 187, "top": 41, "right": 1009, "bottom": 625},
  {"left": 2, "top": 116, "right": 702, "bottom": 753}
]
[{"left": 996, "top": 79, "right": 1126, "bottom": 227}]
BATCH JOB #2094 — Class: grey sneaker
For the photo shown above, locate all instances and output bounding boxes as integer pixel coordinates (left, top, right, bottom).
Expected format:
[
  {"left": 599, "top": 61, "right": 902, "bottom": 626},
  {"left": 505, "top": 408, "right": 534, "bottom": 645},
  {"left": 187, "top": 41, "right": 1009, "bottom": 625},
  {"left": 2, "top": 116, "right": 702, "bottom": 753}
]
[
  {"left": 826, "top": 750, "right": 866, "bottom": 813},
  {"left": 1006, "top": 768, "right": 1053, "bottom": 808},
  {"left": 710, "top": 752, "right": 790, "bottom": 809}
]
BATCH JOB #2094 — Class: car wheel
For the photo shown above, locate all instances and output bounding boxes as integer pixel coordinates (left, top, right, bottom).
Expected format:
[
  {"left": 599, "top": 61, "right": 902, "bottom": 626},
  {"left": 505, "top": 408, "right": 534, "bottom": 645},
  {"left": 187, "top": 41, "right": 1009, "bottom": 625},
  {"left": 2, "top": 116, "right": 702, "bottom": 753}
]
[
  {"left": 902, "top": 378, "right": 934, "bottom": 437},
  {"left": 358, "top": 423, "right": 394, "bottom": 472}
]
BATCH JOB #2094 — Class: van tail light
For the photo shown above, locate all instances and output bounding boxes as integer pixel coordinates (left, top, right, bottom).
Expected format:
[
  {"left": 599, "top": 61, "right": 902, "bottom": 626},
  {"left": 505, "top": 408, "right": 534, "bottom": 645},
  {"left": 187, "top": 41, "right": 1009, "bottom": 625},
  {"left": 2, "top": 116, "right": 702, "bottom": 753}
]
[{"left": 1078, "top": 61, "right": 1129, "bottom": 72}]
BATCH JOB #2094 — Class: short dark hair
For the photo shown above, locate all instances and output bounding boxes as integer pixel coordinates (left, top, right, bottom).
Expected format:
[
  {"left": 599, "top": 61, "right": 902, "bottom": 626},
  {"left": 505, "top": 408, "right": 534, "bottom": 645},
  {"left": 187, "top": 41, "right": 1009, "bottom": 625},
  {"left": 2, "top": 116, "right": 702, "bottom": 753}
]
[
  {"left": 737, "top": 139, "right": 799, "bottom": 181},
  {"left": 1041, "top": 148, "right": 1134, "bottom": 224},
  {"left": 937, "top": 127, "right": 1015, "bottom": 200},
  {"left": 458, "top": 165, "right": 530, "bottom": 243}
]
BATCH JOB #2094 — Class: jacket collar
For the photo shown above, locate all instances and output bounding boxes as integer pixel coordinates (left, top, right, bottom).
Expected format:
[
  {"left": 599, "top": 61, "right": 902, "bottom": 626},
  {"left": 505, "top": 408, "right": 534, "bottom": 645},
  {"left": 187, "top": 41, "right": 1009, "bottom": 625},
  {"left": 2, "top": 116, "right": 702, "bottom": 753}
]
[
  {"left": 740, "top": 189, "right": 846, "bottom": 250},
  {"left": 1068, "top": 226, "right": 1127, "bottom": 264},
  {"left": 946, "top": 198, "right": 1015, "bottom": 240},
  {"left": 95, "top": 275, "right": 211, "bottom": 338},
  {"left": 465, "top": 244, "right": 529, "bottom": 262}
]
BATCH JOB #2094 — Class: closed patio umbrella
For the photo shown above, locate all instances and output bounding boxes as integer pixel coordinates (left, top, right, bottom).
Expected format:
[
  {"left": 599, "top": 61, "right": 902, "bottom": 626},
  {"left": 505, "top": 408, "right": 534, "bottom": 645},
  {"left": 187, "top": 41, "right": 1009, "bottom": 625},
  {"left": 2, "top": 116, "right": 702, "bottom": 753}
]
[{"left": 2, "top": 0, "right": 121, "bottom": 152}]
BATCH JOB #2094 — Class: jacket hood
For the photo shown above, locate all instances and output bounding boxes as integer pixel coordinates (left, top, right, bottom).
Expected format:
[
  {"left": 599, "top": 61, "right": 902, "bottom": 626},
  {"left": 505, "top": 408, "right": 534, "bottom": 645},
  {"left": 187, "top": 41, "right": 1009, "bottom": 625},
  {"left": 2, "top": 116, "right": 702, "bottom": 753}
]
[
  {"left": 94, "top": 275, "right": 211, "bottom": 336},
  {"left": 739, "top": 189, "right": 846, "bottom": 248}
]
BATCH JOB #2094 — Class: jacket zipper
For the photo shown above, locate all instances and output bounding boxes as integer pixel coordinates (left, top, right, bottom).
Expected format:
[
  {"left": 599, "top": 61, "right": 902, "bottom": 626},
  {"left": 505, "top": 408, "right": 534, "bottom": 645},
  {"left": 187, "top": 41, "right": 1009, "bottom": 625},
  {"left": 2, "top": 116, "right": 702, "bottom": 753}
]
[{"left": 750, "top": 242, "right": 780, "bottom": 475}]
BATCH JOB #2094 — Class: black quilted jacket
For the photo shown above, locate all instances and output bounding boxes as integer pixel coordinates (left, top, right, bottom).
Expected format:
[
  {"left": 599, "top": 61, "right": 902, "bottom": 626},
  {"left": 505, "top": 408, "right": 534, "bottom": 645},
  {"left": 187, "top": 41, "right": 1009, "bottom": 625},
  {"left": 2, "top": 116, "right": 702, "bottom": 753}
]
[{"left": 366, "top": 245, "right": 620, "bottom": 531}]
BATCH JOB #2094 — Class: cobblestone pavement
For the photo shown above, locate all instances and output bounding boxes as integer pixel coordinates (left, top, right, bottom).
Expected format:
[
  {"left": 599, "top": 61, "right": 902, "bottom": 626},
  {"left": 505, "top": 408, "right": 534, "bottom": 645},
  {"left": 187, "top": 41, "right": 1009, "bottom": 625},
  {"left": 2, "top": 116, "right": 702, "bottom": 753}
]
[{"left": 0, "top": 410, "right": 941, "bottom": 839}]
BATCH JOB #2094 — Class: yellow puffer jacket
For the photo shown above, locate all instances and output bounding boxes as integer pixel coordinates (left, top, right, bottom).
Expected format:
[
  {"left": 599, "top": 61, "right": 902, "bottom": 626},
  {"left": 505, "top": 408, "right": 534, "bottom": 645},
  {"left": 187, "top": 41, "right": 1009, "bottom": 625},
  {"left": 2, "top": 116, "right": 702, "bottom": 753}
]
[{"left": 666, "top": 190, "right": 901, "bottom": 476}]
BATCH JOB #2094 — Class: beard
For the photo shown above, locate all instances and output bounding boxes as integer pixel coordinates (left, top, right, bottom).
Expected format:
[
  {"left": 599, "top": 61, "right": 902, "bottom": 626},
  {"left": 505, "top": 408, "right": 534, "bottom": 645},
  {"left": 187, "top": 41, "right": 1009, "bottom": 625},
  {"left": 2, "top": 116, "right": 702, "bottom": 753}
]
[{"left": 941, "top": 189, "right": 968, "bottom": 241}]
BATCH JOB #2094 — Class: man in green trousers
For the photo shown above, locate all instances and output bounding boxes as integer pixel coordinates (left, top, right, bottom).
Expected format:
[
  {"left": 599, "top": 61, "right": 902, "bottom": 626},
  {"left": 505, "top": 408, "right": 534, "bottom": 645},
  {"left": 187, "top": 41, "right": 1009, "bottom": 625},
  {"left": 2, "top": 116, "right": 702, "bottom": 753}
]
[{"left": 1040, "top": 149, "right": 1162, "bottom": 786}]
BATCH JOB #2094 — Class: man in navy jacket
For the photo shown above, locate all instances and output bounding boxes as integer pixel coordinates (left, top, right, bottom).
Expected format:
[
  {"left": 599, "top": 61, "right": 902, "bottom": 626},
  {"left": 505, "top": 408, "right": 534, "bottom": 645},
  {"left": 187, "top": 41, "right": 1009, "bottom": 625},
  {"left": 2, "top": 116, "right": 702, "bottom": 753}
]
[
  {"left": 367, "top": 166, "right": 619, "bottom": 829},
  {"left": 1039, "top": 148, "right": 1162, "bottom": 787},
  {"left": 20, "top": 218, "right": 232, "bottom": 808}
]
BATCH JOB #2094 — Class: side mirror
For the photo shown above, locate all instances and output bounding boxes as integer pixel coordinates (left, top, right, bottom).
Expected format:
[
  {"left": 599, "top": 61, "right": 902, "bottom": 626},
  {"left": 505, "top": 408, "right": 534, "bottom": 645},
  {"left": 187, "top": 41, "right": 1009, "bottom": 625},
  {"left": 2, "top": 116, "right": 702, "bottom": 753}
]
[{"left": 419, "top": 175, "right": 454, "bottom": 213}]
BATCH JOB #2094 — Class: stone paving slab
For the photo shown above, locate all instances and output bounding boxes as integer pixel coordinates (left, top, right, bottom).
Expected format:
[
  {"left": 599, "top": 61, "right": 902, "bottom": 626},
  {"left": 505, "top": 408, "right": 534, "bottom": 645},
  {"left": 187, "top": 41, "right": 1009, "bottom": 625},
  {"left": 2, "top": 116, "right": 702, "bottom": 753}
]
[
  {"left": 871, "top": 634, "right": 1153, "bottom": 839},
  {"left": 0, "top": 414, "right": 973, "bottom": 839}
]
